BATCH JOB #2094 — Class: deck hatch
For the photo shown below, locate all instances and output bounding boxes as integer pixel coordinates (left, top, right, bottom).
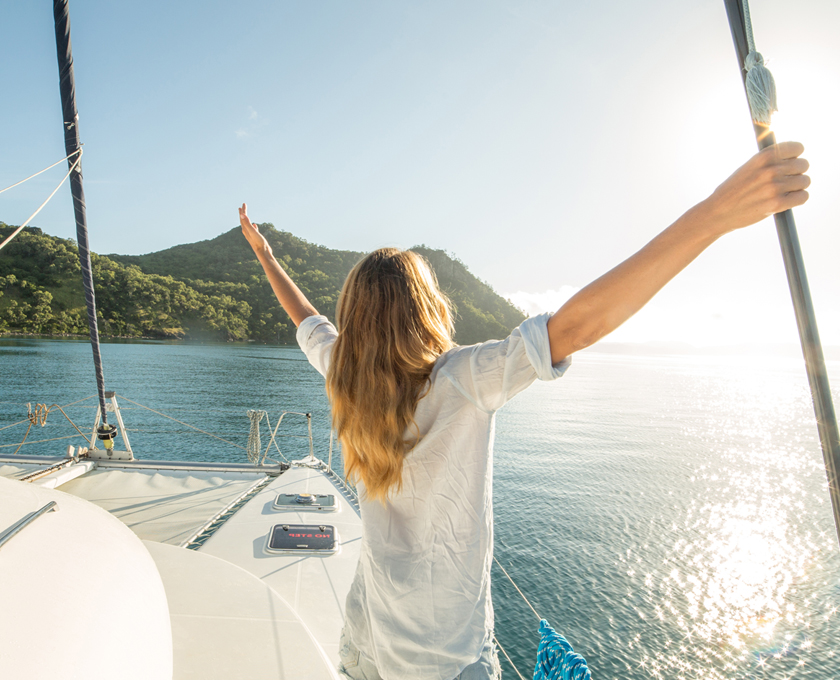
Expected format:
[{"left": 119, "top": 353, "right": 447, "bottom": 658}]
[
  {"left": 273, "top": 493, "right": 336, "bottom": 511},
  {"left": 267, "top": 523, "right": 337, "bottom": 553}
]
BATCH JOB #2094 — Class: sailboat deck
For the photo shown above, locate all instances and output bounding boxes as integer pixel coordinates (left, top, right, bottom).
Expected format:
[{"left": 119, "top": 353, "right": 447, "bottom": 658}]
[
  {"left": 60, "top": 467, "right": 265, "bottom": 545},
  {"left": 0, "top": 453, "right": 362, "bottom": 674},
  {"left": 199, "top": 463, "right": 363, "bottom": 666}
]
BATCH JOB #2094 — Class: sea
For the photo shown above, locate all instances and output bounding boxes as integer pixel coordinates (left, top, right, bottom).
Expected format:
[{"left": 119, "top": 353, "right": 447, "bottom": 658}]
[{"left": 2, "top": 336, "right": 839, "bottom": 680}]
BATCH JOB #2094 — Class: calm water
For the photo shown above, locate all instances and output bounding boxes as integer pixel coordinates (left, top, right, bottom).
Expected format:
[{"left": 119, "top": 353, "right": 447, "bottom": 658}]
[{"left": 2, "top": 337, "right": 840, "bottom": 680}]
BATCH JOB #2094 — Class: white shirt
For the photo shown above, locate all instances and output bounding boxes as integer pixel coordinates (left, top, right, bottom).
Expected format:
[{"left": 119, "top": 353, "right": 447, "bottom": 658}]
[{"left": 297, "top": 313, "right": 570, "bottom": 680}]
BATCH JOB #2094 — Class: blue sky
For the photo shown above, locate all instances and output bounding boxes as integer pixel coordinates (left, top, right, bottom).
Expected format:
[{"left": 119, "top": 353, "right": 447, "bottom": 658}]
[{"left": 2, "top": 0, "right": 839, "bottom": 346}]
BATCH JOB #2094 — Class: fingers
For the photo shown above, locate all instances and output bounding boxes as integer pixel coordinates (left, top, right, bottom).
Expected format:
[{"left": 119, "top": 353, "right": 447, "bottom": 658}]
[
  {"left": 787, "top": 189, "right": 809, "bottom": 209},
  {"left": 785, "top": 157, "right": 809, "bottom": 175},
  {"left": 783, "top": 173, "right": 811, "bottom": 192},
  {"left": 706, "top": 141, "right": 811, "bottom": 233},
  {"left": 774, "top": 140, "right": 805, "bottom": 160},
  {"left": 763, "top": 145, "right": 810, "bottom": 210},
  {"left": 239, "top": 203, "right": 255, "bottom": 230},
  {"left": 774, "top": 155, "right": 810, "bottom": 200}
]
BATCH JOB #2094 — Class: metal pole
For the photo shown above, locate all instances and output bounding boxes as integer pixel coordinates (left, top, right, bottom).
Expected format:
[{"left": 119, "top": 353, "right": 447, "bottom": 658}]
[
  {"left": 53, "top": 0, "right": 109, "bottom": 425},
  {"left": 723, "top": 0, "right": 840, "bottom": 546}
]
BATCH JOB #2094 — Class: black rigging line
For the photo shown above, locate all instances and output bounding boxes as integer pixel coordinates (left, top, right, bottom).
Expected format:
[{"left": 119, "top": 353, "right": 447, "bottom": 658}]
[{"left": 53, "top": 0, "right": 109, "bottom": 425}]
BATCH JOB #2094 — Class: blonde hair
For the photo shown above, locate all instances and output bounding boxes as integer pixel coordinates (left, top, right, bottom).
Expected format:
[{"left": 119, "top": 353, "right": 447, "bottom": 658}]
[{"left": 327, "top": 248, "right": 454, "bottom": 502}]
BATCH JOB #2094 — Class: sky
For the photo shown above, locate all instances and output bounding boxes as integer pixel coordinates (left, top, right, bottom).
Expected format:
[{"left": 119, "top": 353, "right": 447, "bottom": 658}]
[{"left": 2, "top": 0, "right": 839, "bottom": 347}]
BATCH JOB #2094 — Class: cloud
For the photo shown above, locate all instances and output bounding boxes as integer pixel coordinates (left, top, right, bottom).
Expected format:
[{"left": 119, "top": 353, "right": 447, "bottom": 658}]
[
  {"left": 235, "top": 106, "right": 263, "bottom": 139},
  {"left": 504, "top": 286, "right": 580, "bottom": 317}
]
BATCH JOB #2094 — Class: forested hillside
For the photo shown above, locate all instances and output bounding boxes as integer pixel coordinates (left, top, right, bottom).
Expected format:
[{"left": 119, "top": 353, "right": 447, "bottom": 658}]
[{"left": 0, "top": 222, "right": 525, "bottom": 344}]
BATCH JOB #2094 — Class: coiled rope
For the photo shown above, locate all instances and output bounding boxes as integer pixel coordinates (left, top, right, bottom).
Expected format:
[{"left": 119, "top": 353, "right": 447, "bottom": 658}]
[
  {"left": 492, "top": 555, "right": 590, "bottom": 680},
  {"left": 247, "top": 410, "right": 304, "bottom": 465},
  {"left": 2, "top": 399, "right": 92, "bottom": 455},
  {"left": 246, "top": 410, "right": 267, "bottom": 464}
]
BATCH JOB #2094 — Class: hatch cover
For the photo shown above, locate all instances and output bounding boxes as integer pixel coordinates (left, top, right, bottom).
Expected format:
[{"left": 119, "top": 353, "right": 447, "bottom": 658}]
[
  {"left": 273, "top": 493, "right": 336, "bottom": 512},
  {"left": 266, "top": 523, "right": 338, "bottom": 554}
]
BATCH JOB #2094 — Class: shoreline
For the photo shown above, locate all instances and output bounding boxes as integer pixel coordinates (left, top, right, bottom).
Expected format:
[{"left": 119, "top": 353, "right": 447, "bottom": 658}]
[{"left": 0, "top": 332, "right": 287, "bottom": 345}]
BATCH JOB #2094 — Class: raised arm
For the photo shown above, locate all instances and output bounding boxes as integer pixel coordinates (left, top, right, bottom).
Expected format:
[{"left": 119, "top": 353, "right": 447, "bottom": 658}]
[
  {"left": 547, "top": 142, "right": 810, "bottom": 364},
  {"left": 239, "top": 203, "right": 318, "bottom": 327}
]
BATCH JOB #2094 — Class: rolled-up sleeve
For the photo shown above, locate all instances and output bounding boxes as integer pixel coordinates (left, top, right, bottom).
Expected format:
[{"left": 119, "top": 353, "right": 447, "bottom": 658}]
[
  {"left": 519, "top": 312, "right": 572, "bottom": 381},
  {"left": 296, "top": 314, "right": 338, "bottom": 378},
  {"left": 440, "top": 312, "right": 571, "bottom": 413}
]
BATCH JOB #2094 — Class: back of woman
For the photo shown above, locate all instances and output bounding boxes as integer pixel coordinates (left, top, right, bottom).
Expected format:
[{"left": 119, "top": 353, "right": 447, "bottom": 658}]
[
  {"left": 298, "top": 294, "right": 568, "bottom": 678},
  {"left": 239, "top": 139, "right": 809, "bottom": 679}
]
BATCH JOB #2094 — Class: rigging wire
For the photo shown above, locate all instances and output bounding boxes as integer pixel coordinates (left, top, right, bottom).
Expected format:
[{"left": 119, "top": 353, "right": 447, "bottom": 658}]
[
  {"left": 492, "top": 555, "right": 544, "bottom": 679},
  {"left": 2, "top": 400, "right": 93, "bottom": 455},
  {"left": 0, "top": 149, "right": 83, "bottom": 252},
  {"left": 0, "top": 434, "right": 86, "bottom": 449},
  {"left": 116, "top": 395, "right": 247, "bottom": 451},
  {"left": 0, "top": 395, "right": 95, "bottom": 411},
  {"left": 494, "top": 555, "right": 542, "bottom": 621},
  {"left": 0, "top": 149, "right": 81, "bottom": 195},
  {"left": 494, "top": 635, "right": 527, "bottom": 680}
]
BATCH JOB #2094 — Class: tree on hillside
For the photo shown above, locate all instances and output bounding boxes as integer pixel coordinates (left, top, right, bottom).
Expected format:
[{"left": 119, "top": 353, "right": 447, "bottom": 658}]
[{"left": 1, "top": 222, "right": 525, "bottom": 343}]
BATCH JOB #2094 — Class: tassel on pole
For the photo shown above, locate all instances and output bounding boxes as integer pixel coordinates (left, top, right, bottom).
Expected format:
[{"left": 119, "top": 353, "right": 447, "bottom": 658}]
[
  {"left": 724, "top": 0, "right": 840, "bottom": 549},
  {"left": 744, "top": 51, "right": 777, "bottom": 125}
]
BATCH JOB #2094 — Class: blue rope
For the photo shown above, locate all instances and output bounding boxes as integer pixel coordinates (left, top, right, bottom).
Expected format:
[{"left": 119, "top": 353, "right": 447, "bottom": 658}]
[{"left": 533, "top": 619, "right": 590, "bottom": 680}]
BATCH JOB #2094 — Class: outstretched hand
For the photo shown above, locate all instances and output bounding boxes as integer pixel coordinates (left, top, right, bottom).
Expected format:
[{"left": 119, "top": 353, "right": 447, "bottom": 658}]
[
  {"left": 237, "top": 203, "right": 318, "bottom": 326},
  {"left": 239, "top": 203, "right": 272, "bottom": 256},
  {"left": 546, "top": 140, "right": 811, "bottom": 364},
  {"left": 703, "top": 141, "right": 810, "bottom": 235}
]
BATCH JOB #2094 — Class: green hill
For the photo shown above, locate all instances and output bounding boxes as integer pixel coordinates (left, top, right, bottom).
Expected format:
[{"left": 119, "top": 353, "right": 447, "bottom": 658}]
[{"left": 0, "top": 222, "right": 525, "bottom": 344}]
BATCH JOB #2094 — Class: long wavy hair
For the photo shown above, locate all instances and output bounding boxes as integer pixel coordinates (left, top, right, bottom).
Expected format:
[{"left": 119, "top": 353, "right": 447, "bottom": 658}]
[{"left": 327, "top": 248, "right": 454, "bottom": 502}]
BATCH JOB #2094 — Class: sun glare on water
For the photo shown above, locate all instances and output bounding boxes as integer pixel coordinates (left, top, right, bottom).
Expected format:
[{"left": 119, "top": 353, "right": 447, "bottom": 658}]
[{"left": 628, "top": 364, "right": 838, "bottom": 679}]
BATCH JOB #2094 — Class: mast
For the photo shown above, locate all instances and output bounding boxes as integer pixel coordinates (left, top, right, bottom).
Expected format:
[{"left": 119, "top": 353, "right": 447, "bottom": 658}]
[
  {"left": 53, "top": 0, "right": 111, "bottom": 431},
  {"left": 723, "top": 0, "right": 840, "bottom": 545}
]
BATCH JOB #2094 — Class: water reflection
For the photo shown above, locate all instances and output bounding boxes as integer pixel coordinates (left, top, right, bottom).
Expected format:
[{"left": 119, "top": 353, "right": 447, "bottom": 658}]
[{"left": 631, "top": 364, "right": 838, "bottom": 679}]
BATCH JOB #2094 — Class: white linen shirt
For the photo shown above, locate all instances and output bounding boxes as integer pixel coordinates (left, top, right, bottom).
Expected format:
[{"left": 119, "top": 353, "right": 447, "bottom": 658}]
[{"left": 296, "top": 313, "right": 570, "bottom": 680}]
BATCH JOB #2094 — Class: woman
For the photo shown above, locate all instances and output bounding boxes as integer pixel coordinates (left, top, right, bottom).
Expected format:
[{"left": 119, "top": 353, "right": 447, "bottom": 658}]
[{"left": 239, "top": 141, "right": 810, "bottom": 680}]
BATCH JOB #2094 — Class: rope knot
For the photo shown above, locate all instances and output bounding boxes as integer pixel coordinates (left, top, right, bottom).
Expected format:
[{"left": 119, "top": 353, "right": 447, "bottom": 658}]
[
  {"left": 744, "top": 50, "right": 777, "bottom": 125},
  {"left": 744, "top": 50, "right": 765, "bottom": 70},
  {"left": 27, "top": 403, "right": 49, "bottom": 427},
  {"left": 247, "top": 409, "right": 268, "bottom": 464}
]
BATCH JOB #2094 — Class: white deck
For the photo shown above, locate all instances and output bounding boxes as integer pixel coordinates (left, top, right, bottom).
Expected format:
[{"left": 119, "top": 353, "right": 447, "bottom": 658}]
[
  {"left": 60, "top": 466, "right": 264, "bottom": 545},
  {"left": 0, "top": 454, "right": 364, "bottom": 675},
  {"left": 146, "top": 540, "right": 339, "bottom": 679},
  {"left": 199, "top": 463, "right": 363, "bottom": 665}
]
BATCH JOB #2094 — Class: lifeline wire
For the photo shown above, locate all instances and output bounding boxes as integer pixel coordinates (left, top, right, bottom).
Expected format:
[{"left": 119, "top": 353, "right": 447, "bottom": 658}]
[
  {"left": 494, "top": 635, "right": 527, "bottom": 680},
  {"left": 116, "top": 395, "right": 247, "bottom": 451},
  {"left": 0, "top": 150, "right": 83, "bottom": 252},
  {"left": 494, "top": 555, "right": 542, "bottom": 621},
  {"left": 0, "top": 394, "right": 95, "bottom": 431},
  {"left": 0, "top": 434, "right": 86, "bottom": 449},
  {"left": 4, "top": 401, "right": 92, "bottom": 455},
  {"left": 492, "top": 555, "right": 543, "bottom": 679}
]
